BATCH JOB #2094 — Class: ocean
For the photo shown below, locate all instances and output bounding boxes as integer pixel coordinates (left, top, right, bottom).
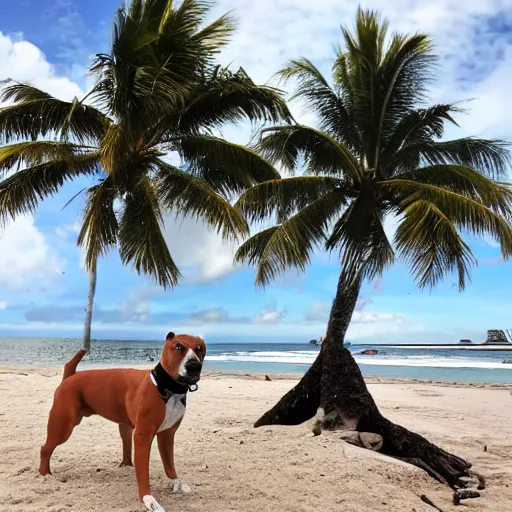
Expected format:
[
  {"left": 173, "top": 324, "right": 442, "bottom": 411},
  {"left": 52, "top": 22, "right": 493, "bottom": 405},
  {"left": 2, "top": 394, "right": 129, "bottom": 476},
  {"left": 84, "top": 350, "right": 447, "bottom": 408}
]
[{"left": 1, "top": 337, "right": 511, "bottom": 384}]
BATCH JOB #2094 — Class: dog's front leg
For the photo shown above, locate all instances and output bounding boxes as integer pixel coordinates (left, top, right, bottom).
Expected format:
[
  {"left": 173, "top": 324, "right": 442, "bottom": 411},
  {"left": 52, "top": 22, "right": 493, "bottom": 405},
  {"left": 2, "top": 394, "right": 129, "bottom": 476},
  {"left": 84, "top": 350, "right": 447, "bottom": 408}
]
[
  {"left": 134, "top": 429, "right": 165, "bottom": 512},
  {"left": 157, "top": 421, "right": 190, "bottom": 493}
]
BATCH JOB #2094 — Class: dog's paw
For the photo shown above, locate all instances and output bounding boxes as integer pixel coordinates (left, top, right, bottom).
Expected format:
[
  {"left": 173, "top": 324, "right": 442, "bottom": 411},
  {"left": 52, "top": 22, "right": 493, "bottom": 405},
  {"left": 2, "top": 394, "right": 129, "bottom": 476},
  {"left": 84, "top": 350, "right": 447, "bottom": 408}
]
[
  {"left": 169, "top": 479, "right": 191, "bottom": 493},
  {"left": 142, "top": 495, "right": 166, "bottom": 512}
]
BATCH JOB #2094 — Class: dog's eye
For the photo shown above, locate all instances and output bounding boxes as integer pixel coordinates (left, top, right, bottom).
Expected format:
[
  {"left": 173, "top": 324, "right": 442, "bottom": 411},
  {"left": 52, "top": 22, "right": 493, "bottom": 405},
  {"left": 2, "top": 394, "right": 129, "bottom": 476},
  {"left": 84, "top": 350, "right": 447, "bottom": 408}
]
[
  {"left": 195, "top": 345, "right": 203, "bottom": 354},
  {"left": 176, "top": 344, "right": 184, "bottom": 352}
]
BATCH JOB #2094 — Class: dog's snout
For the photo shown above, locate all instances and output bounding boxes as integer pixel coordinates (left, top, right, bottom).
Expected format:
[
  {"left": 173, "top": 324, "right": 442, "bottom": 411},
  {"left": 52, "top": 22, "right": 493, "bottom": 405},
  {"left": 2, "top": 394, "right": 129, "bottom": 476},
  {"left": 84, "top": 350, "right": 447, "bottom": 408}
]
[{"left": 185, "top": 359, "right": 202, "bottom": 374}]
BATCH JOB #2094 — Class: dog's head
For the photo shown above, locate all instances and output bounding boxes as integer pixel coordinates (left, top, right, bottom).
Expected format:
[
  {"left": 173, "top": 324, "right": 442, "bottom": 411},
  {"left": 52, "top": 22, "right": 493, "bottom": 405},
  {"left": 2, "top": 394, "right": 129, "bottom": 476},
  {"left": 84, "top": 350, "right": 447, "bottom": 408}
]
[{"left": 160, "top": 332, "right": 206, "bottom": 385}]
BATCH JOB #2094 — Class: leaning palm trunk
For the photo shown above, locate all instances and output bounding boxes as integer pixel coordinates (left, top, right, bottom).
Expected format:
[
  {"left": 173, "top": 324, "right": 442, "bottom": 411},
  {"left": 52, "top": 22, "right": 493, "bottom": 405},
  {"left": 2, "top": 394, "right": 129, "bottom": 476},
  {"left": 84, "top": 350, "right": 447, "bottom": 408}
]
[
  {"left": 82, "top": 259, "right": 97, "bottom": 353},
  {"left": 255, "top": 268, "right": 475, "bottom": 489}
]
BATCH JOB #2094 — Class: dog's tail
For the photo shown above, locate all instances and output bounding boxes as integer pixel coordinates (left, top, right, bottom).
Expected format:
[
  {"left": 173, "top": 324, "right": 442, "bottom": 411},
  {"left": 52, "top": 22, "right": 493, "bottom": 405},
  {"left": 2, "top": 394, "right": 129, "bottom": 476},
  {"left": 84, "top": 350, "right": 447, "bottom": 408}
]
[{"left": 62, "top": 349, "right": 87, "bottom": 381}]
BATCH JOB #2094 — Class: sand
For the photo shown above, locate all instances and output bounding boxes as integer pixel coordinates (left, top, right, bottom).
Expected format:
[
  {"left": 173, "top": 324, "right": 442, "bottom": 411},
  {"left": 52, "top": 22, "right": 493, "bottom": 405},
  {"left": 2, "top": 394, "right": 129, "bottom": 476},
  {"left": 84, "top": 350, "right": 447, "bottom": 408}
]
[{"left": 0, "top": 368, "right": 511, "bottom": 512}]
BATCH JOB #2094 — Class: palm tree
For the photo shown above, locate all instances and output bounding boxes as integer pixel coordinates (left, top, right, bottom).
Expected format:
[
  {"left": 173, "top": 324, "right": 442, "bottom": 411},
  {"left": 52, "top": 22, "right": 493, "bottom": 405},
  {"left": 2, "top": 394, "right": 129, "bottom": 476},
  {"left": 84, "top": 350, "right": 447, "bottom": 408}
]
[
  {"left": 234, "top": 8, "right": 512, "bottom": 488},
  {"left": 0, "top": 0, "right": 291, "bottom": 353}
]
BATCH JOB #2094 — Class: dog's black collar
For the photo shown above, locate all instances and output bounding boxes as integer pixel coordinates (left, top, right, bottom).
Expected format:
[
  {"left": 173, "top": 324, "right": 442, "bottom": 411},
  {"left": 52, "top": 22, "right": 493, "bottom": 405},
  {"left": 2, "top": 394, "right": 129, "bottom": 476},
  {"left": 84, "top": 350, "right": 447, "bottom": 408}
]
[{"left": 150, "top": 363, "right": 197, "bottom": 404}]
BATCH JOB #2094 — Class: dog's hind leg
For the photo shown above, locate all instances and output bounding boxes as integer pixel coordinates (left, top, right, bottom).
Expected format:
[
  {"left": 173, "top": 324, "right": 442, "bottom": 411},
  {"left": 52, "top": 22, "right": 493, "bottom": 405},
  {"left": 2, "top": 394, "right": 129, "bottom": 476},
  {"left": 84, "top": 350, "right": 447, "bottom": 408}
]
[
  {"left": 119, "top": 424, "right": 134, "bottom": 466},
  {"left": 39, "top": 394, "right": 81, "bottom": 476}
]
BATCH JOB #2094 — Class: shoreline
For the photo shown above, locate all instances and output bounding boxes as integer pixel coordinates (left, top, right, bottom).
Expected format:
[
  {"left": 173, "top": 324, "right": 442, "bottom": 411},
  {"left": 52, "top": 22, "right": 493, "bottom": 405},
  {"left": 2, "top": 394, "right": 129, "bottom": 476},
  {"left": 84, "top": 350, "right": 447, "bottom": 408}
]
[
  {"left": 358, "top": 343, "right": 512, "bottom": 351},
  {"left": 1, "top": 364, "right": 511, "bottom": 390}
]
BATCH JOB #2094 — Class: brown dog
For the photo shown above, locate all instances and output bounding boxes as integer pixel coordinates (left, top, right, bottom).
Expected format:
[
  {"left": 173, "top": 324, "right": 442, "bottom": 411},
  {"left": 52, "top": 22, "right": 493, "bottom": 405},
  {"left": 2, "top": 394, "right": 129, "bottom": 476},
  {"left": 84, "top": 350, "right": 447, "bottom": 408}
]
[{"left": 39, "top": 332, "right": 206, "bottom": 512}]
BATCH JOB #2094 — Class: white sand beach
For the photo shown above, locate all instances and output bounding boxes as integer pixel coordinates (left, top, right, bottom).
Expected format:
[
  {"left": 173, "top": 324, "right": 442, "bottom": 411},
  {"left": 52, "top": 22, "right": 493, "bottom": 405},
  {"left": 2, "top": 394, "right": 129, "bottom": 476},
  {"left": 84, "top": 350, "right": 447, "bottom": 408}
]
[{"left": 0, "top": 369, "right": 511, "bottom": 512}]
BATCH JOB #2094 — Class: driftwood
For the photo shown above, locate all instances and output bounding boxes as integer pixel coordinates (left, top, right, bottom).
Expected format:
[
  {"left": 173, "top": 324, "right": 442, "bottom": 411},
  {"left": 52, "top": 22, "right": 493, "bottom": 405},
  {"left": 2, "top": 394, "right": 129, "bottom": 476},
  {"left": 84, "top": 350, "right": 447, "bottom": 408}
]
[{"left": 420, "top": 494, "right": 445, "bottom": 512}]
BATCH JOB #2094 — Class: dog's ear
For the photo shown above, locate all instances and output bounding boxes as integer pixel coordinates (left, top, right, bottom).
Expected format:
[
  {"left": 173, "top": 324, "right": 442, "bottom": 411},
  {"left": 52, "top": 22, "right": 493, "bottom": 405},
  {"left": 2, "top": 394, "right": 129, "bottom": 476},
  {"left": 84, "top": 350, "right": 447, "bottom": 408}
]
[{"left": 166, "top": 332, "right": 175, "bottom": 341}]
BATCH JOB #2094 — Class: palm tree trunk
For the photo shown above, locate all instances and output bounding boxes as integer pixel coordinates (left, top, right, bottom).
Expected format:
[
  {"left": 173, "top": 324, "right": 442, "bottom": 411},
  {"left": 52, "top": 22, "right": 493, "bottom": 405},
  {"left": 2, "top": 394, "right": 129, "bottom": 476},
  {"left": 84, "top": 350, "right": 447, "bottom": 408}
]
[
  {"left": 82, "top": 259, "right": 97, "bottom": 353},
  {"left": 254, "top": 267, "right": 475, "bottom": 489},
  {"left": 325, "top": 270, "right": 362, "bottom": 341}
]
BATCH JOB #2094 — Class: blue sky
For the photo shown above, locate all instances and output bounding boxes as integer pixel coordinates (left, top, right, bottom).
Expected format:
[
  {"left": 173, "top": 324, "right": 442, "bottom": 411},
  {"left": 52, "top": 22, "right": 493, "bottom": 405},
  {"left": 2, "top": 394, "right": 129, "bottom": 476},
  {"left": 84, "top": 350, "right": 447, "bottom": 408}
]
[{"left": 1, "top": 0, "right": 512, "bottom": 343}]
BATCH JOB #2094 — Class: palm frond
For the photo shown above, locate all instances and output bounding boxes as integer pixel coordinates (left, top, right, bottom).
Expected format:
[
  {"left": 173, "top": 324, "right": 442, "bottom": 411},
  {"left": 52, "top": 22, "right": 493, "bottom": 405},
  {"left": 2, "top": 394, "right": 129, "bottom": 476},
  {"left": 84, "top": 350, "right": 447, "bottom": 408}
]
[
  {"left": 277, "top": 58, "right": 359, "bottom": 150},
  {"left": 155, "top": 160, "right": 249, "bottom": 239},
  {"left": 127, "top": 0, "right": 144, "bottom": 22},
  {"left": 380, "top": 104, "right": 460, "bottom": 174},
  {"left": 325, "top": 192, "right": 394, "bottom": 281},
  {"left": 357, "top": 214, "right": 395, "bottom": 281},
  {"left": 234, "top": 192, "right": 344, "bottom": 286},
  {"left": 375, "top": 33, "right": 435, "bottom": 143},
  {"left": 90, "top": 0, "right": 235, "bottom": 120},
  {"left": 385, "top": 165, "right": 512, "bottom": 216},
  {"left": 424, "top": 138, "right": 510, "bottom": 178},
  {"left": 388, "top": 138, "right": 511, "bottom": 179},
  {"left": 342, "top": 8, "right": 388, "bottom": 70},
  {"left": 76, "top": 177, "right": 119, "bottom": 269},
  {"left": 176, "top": 65, "right": 292, "bottom": 134},
  {"left": 0, "top": 83, "right": 109, "bottom": 144},
  {"left": 257, "top": 125, "right": 361, "bottom": 181},
  {"left": 118, "top": 175, "right": 181, "bottom": 288},
  {"left": 1, "top": 82, "right": 53, "bottom": 103},
  {"left": 188, "top": 11, "right": 235, "bottom": 54},
  {"left": 235, "top": 176, "right": 349, "bottom": 224},
  {"left": 0, "top": 141, "right": 88, "bottom": 177},
  {"left": 333, "top": 9, "right": 435, "bottom": 167},
  {"left": 395, "top": 199, "right": 476, "bottom": 290},
  {"left": 384, "top": 179, "right": 512, "bottom": 259},
  {"left": 98, "top": 123, "right": 129, "bottom": 181},
  {"left": 177, "top": 135, "right": 281, "bottom": 196},
  {"left": 0, "top": 153, "right": 100, "bottom": 223}
]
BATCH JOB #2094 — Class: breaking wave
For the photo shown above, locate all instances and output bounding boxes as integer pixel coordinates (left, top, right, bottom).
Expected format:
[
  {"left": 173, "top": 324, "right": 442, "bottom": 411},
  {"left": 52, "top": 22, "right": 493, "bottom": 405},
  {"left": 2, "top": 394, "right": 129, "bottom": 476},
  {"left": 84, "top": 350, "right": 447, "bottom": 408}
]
[{"left": 206, "top": 350, "right": 512, "bottom": 370}]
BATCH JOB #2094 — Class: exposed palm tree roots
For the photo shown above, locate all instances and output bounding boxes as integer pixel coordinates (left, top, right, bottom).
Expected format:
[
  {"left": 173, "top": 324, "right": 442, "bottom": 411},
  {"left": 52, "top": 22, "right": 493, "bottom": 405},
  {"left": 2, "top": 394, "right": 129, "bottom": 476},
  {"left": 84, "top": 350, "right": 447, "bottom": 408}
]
[{"left": 255, "top": 346, "right": 483, "bottom": 491}]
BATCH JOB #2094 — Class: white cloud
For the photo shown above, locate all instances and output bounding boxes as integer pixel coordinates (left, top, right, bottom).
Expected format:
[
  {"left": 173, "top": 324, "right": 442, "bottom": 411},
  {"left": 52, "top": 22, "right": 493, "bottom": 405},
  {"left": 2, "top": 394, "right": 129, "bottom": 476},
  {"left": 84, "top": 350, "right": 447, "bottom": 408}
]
[
  {"left": 0, "top": 33, "right": 86, "bottom": 294},
  {"left": 189, "top": 307, "right": 229, "bottom": 323},
  {"left": 448, "top": 47, "right": 512, "bottom": 141},
  {"left": 0, "top": 301, "right": 6, "bottom": 310},
  {"left": 113, "top": 287, "right": 166, "bottom": 323},
  {"left": 162, "top": 215, "right": 241, "bottom": 283},
  {"left": 0, "top": 215, "right": 64, "bottom": 291},
  {"left": 0, "top": 32, "right": 83, "bottom": 101},
  {"left": 252, "top": 304, "right": 288, "bottom": 324},
  {"left": 352, "top": 310, "right": 405, "bottom": 324},
  {"left": 55, "top": 221, "right": 81, "bottom": 239},
  {"left": 117, "top": 292, "right": 149, "bottom": 323}
]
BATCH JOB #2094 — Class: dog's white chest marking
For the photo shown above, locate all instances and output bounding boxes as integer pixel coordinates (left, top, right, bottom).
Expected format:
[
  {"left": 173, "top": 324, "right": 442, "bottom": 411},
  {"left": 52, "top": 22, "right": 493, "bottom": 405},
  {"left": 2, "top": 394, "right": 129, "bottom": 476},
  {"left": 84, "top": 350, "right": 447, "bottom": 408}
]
[{"left": 158, "top": 393, "right": 186, "bottom": 433}]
